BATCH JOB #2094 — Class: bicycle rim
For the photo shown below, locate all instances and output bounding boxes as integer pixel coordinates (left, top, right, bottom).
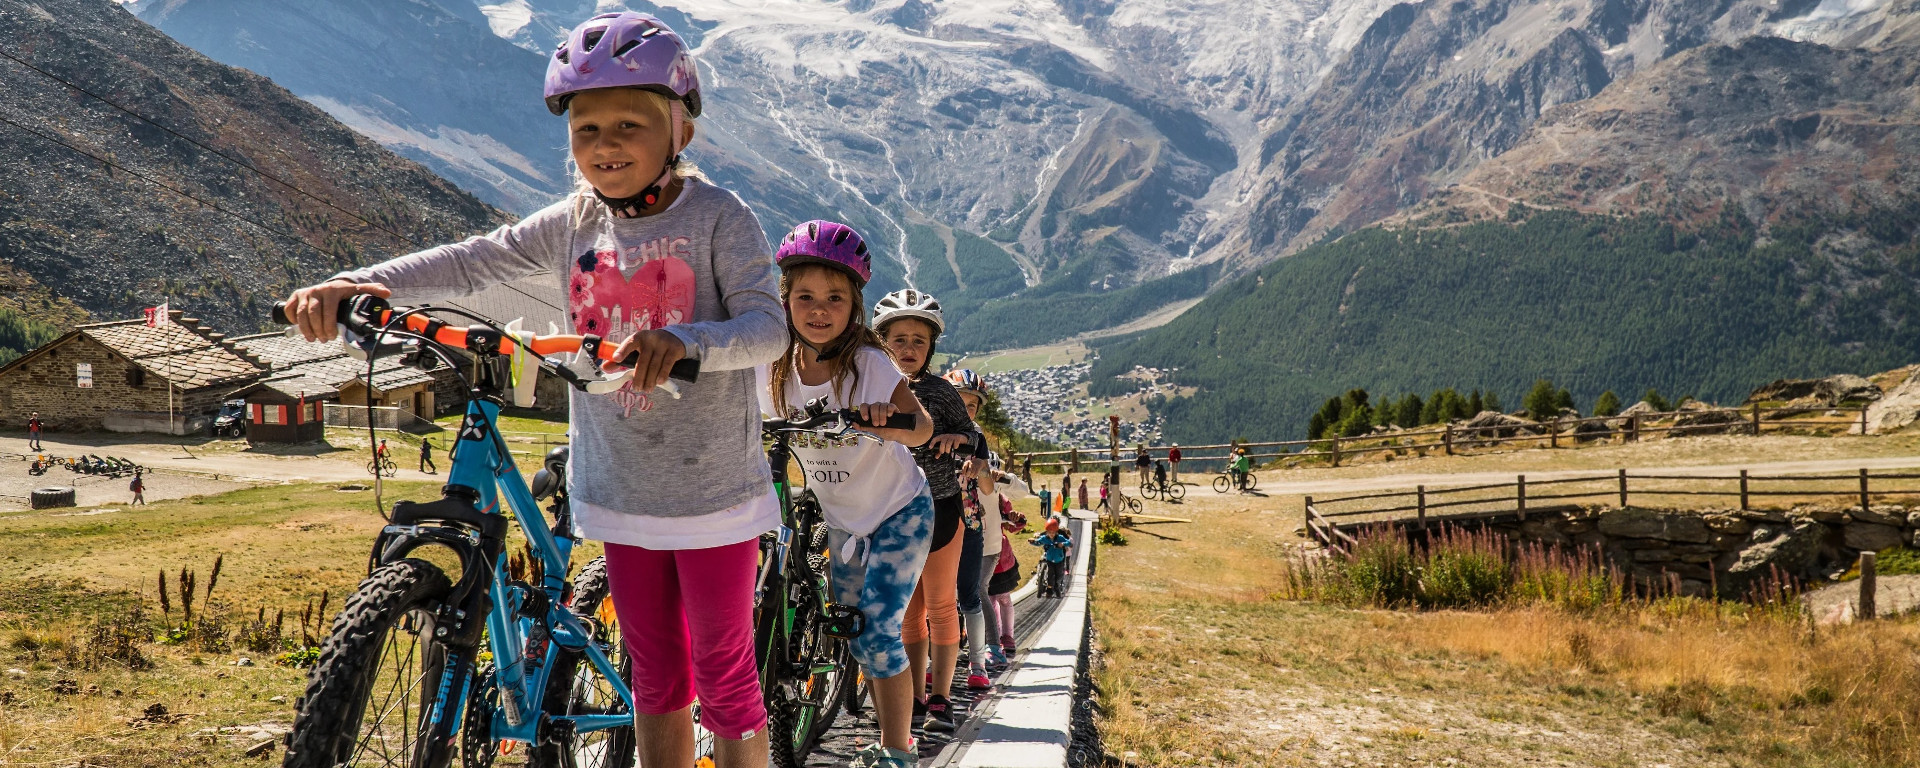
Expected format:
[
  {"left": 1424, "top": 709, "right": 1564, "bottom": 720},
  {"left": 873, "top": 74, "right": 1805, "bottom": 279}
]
[{"left": 345, "top": 609, "right": 452, "bottom": 767}]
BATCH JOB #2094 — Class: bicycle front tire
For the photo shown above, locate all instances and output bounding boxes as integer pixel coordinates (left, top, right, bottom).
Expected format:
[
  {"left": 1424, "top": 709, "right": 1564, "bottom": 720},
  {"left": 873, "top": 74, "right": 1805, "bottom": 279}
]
[
  {"left": 1212, "top": 475, "right": 1231, "bottom": 493},
  {"left": 283, "top": 558, "right": 462, "bottom": 768}
]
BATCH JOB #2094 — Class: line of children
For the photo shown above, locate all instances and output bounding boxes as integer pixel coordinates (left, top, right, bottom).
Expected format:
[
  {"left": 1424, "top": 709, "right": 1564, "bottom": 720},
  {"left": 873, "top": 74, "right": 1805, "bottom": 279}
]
[{"left": 278, "top": 9, "right": 1068, "bottom": 768}]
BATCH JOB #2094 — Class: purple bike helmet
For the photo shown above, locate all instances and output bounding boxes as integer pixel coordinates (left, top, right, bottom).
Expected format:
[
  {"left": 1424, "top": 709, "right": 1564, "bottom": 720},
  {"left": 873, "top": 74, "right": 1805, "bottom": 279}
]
[
  {"left": 775, "top": 220, "right": 873, "bottom": 287},
  {"left": 544, "top": 12, "right": 702, "bottom": 118}
]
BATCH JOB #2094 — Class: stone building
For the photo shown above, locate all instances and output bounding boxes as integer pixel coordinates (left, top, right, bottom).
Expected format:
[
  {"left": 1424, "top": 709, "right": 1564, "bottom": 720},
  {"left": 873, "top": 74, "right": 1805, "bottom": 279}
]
[
  {"left": 228, "top": 331, "right": 460, "bottom": 440},
  {"left": 0, "top": 311, "right": 267, "bottom": 434}
]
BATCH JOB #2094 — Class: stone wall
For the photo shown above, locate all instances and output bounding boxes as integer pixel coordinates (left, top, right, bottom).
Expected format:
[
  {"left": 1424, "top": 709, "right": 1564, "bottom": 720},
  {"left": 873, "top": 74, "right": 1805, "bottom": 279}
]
[
  {"left": 1459, "top": 504, "right": 1919, "bottom": 598},
  {"left": 0, "top": 335, "right": 237, "bottom": 433}
]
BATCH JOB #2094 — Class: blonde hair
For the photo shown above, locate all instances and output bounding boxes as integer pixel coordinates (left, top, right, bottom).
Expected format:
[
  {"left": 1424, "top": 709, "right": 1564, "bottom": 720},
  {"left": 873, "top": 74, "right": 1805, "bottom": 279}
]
[
  {"left": 767, "top": 264, "right": 891, "bottom": 415},
  {"left": 566, "top": 89, "right": 709, "bottom": 223}
]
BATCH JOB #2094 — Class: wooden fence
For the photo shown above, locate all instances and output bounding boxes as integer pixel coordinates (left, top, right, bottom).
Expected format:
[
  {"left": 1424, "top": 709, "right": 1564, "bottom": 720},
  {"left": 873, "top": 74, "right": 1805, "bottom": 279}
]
[
  {"left": 1302, "top": 466, "right": 1920, "bottom": 552},
  {"left": 1017, "top": 404, "right": 1868, "bottom": 473}
]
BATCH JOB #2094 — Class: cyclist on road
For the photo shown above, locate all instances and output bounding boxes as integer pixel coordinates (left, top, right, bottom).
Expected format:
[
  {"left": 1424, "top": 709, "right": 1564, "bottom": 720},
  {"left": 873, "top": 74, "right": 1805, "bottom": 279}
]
[
  {"left": 757, "top": 220, "right": 935, "bottom": 768},
  {"left": 1233, "top": 447, "right": 1253, "bottom": 491},
  {"left": 281, "top": 12, "right": 788, "bottom": 766},
  {"left": 1153, "top": 458, "right": 1168, "bottom": 495},
  {"left": 874, "top": 288, "right": 982, "bottom": 734},
  {"left": 375, "top": 438, "right": 390, "bottom": 461}
]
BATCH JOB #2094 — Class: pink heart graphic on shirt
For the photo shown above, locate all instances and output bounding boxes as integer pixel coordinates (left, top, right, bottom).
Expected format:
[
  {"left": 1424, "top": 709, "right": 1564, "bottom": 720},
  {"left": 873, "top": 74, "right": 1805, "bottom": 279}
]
[{"left": 570, "top": 251, "right": 695, "bottom": 416}]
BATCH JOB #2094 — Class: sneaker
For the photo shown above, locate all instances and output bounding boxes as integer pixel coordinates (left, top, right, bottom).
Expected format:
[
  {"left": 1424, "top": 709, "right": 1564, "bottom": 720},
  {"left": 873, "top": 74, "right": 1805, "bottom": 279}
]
[
  {"left": 925, "top": 694, "right": 957, "bottom": 732},
  {"left": 912, "top": 696, "right": 927, "bottom": 729},
  {"left": 850, "top": 742, "right": 917, "bottom": 768},
  {"left": 998, "top": 635, "right": 1016, "bottom": 652},
  {"left": 967, "top": 671, "right": 991, "bottom": 690},
  {"left": 987, "top": 645, "right": 1009, "bottom": 671}
]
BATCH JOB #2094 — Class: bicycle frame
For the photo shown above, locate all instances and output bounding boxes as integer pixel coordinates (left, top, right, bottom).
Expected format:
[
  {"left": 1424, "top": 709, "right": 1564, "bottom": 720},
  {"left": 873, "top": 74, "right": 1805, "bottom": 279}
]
[{"left": 371, "top": 395, "right": 636, "bottom": 750}]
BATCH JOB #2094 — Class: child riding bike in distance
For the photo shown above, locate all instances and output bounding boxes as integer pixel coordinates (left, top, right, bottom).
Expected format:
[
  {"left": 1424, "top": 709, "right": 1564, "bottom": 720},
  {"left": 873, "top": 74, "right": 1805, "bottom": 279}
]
[
  {"left": 1030, "top": 518, "right": 1073, "bottom": 598},
  {"left": 945, "top": 368, "right": 1030, "bottom": 685},
  {"left": 756, "top": 220, "right": 935, "bottom": 768},
  {"left": 280, "top": 12, "right": 788, "bottom": 767},
  {"left": 874, "top": 288, "right": 984, "bottom": 735}
]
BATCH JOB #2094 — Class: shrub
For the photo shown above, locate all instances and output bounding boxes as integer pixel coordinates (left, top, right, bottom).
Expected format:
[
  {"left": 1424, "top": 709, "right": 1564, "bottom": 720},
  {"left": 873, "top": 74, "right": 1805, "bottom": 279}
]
[
  {"left": 1419, "top": 527, "right": 1509, "bottom": 608},
  {"left": 1343, "top": 527, "right": 1421, "bottom": 607}
]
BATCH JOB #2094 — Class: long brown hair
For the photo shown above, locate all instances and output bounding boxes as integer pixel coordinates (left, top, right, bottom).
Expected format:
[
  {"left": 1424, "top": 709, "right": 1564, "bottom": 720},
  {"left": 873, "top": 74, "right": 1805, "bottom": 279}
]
[{"left": 768, "top": 263, "right": 892, "bottom": 414}]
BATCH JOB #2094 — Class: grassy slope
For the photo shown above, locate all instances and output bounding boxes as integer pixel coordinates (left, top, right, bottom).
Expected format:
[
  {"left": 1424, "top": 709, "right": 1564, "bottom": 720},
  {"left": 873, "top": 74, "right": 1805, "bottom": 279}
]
[
  {"left": 1097, "top": 210, "right": 1920, "bottom": 444},
  {"left": 1092, "top": 441, "right": 1920, "bottom": 767}
]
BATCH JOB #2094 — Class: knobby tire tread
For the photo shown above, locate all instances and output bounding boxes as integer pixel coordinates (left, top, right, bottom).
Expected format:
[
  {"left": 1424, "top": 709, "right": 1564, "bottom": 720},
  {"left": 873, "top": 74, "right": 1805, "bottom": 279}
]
[{"left": 282, "top": 558, "right": 454, "bottom": 768}]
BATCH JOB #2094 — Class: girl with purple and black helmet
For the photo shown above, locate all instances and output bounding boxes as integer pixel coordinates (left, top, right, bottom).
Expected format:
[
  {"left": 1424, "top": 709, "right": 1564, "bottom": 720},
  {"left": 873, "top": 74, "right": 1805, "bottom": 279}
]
[
  {"left": 756, "top": 220, "right": 937, "bottom": 768},
  {"left": 281, "top": 11, "right": 788, "bottom": 768}
]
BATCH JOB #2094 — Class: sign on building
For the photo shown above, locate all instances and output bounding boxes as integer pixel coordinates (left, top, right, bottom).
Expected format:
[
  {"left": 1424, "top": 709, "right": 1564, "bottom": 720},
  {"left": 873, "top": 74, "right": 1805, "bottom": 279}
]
[{"left": 76, "top": 363, "right": 92, "bottom": 389}]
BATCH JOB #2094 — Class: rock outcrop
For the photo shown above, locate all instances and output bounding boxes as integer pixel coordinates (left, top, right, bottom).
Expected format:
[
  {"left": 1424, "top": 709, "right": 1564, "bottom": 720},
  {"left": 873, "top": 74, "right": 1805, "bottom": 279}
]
[{"left": 1745, "top": 375, "right": 1882, "bottom": 407}]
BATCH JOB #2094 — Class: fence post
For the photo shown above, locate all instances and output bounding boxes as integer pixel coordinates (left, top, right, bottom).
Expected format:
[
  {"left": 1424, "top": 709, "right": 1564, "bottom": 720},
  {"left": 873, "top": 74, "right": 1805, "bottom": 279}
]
[
  {"left": 1517, "top": 474, "right": 1528, "bottom": 521},
  {"left": 1417, "top": 485, "right": 1427, "bottom": 531},
  {"left": 1304, "top": 496, "right": 1316, "bottom": 546},
  {"left": 1617, "top": 468, "right": 1628, "bottom": 507},
  {"left": 1740, "top": 469, "right": 1750, "bottom": 511},
  {"left": 1550, "top": 418, "right": 1559, "bottom": 449},
  {"left": 1629, "top": 415, "right": 1639, "bottom": 442},
  {"left": 1443, "top": 424, "right": 1454, "bottom": 456},
  {"left": 1861, "top": 406, "right": 1870, "bottom": 435},
  {"left": 1750, "top": 403, "right": 1761, "bottom": 435},
  {"left": 1861, "top": 551, "right": 1878, "bottom": 621},
  {"left": 1860, "top": 467, "right": 1871, "bottom": 511}
]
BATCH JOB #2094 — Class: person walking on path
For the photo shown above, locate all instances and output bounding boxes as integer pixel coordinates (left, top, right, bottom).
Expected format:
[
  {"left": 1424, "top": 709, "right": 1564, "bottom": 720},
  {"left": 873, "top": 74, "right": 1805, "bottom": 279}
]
[
  {"left": 418, "top": 438, "right": 437, "bottom": 474},
  {"left": 1077, "top": 478, "right": 1089, "bottom": 510},
  {"left": 129, "top": 471, "right": 146, "bottom": 506},
  {"left": 27, "top": 412, "right": 42, "bottom": 451},
  {"left": 1134, "top": 443, "right": 1151, "bottom": 484},
  {"left": 1037, "top": 485, "right": 1052, "bottom": 521},
  {"left": 1168, "top": 443, "right": 1182, "bottom": 483},
  {"left": 1097, "top": 480, "right": 1110, "bottom": 514}
]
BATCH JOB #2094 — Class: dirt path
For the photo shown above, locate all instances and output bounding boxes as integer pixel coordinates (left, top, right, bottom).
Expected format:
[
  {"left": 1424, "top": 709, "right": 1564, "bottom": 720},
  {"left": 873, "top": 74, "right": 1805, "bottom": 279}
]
[
  {"left": 1245, "top": 454, "right": 1920, "bottom": 497},
  {"left": 1, "top": 434, "right": 432, "bottom": 484}
]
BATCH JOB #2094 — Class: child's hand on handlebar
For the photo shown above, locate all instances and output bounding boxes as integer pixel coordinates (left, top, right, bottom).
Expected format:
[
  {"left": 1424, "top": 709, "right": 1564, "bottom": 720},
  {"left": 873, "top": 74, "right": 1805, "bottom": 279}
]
[
  {"left": 605, "top": 329, "right": 687, "bottom": 392},
  {"left": 283, "top": 280, "right": 392, "bottom": 342},
  {"left": 855, "top": 401, "right": 897, "bottom": 429},
  {"left": 927, "top": 433, "right": 970, "bottom": 456}
]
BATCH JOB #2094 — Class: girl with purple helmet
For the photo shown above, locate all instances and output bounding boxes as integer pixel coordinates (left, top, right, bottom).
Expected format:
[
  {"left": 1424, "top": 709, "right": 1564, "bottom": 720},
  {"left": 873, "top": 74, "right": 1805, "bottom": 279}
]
[
  {"left": 755, "top": 220, "right": 936, "bottom": 768},
  {"left": 282, "top": 11, "right": 788, "bottom": 768}
]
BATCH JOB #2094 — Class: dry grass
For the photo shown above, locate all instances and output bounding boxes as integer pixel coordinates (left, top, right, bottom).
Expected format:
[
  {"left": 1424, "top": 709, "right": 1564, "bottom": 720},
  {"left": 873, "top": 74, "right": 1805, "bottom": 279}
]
[
  {"left": 1088, "top": 482, "right": 1920, "bottom": 767},
  {"left": 0, "top": 481, "right": 596, "bottom": 766}
]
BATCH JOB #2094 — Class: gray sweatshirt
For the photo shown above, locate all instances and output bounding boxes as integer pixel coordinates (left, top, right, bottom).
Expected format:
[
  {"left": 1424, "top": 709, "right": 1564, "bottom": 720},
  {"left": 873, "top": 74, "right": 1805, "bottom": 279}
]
[{"left": 334, "top": 180, "right": 787, "bottom": 520}]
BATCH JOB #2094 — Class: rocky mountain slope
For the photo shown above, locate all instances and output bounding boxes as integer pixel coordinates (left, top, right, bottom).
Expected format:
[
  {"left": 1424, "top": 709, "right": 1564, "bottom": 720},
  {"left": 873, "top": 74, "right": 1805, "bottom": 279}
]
[
  {"left": 0, "top": 0, "right": 509, "bottom": 336},
  {"left": 1095, "top": 1, "right": 1920, "bottom": 443},
  {"left": 124, "top": 0, "right": 1406, "bottom": 348},
  {"left": 1194, "top": 0, "right": 1915, "bottom": 275}
]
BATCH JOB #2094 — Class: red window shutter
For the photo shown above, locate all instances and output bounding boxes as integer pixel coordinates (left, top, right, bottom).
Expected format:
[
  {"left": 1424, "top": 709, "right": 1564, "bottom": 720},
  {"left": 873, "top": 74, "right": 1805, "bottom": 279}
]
[{"left": 249, "top": 403, "right": 262, "bottom": 423}]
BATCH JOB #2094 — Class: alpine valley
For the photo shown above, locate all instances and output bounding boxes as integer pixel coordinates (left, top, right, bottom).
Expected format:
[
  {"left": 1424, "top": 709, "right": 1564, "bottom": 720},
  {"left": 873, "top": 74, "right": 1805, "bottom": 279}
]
[{"left": 2, "top": 0, "right": 1915, "bottom": 441}]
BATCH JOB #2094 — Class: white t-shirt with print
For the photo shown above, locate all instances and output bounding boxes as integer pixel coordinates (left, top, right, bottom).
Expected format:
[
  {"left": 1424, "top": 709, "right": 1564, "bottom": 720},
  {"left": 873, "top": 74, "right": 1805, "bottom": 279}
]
[{"left": 756, "top": 346, "right": 929, "bottom": 541}]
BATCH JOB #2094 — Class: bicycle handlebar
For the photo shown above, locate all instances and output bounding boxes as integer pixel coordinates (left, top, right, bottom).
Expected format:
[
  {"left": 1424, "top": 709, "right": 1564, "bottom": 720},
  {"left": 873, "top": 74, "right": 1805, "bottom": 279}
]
[
  {"left": 763, "top": 409, "right": 917, "bottom": 434},
  {"left": 272, "top": 296, "right": 700, "bottom": 398}
]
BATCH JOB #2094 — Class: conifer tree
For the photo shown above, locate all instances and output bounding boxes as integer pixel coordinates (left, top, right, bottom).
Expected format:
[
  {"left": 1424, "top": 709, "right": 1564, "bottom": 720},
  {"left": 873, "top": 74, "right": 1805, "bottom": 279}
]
[{"left": 1594, "top": 390, "right": 1622, "bottom": 417}]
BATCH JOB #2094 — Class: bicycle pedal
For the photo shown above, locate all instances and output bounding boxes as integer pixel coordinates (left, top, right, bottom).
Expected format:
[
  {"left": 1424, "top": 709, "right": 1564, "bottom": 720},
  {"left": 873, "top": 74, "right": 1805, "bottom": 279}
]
[{"left": 823, "top": 603, "right": 864, "bottom": 639}]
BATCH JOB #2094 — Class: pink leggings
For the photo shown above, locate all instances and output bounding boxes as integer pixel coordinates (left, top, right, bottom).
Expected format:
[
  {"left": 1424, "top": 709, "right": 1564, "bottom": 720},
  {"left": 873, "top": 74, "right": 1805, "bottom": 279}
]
[
  {"left": 991, "top": 592, "right": 1015, "bottom": 647},
  {"left": 601, "top": 539, "right": 767, "bottom": 741}
]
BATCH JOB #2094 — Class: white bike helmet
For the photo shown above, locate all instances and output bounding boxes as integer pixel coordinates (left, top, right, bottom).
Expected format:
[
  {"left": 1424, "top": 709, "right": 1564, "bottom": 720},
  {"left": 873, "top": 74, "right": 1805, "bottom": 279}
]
[{"left": 873, "top": 288, "right": 944, "bottom": 336}]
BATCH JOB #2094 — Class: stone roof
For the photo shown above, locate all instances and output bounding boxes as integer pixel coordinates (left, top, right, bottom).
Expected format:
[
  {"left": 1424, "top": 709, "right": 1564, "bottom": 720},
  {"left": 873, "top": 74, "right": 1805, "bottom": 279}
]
[
  {"left": 78, "top": 313, "right": 267, "bottom": 390},
  {"left": 230, "top": 332, "right": 438, "bottom": 396}
]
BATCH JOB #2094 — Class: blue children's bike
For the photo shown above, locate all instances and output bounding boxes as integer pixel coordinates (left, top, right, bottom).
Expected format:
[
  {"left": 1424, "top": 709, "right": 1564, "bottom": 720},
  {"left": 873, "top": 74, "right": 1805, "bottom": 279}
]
[{"left": 274, "top": 295, "right": 699, "bottom": 768}]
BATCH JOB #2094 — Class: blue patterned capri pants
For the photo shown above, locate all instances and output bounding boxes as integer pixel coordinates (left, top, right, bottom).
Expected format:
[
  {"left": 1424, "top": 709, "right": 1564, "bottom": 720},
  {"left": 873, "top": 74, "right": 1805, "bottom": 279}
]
[{"left": 828, "top": 493, "right": 935, "bottom": 679}]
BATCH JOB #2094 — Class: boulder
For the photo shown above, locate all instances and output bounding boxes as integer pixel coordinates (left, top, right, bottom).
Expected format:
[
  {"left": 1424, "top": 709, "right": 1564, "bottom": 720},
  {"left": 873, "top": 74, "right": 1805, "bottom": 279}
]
[
  {"left": 1458, "top": 410, "right": 1541, "bottom": 440},
  {"left": 1724, "top": 522, "right": 1824, "bottom": 595},
  {"left": 1843, "top": 522, "right": 1905, "bottom": 552},
  {"left": 1671, "top": 402, "right": 1748, "bottom": 435},
  {"left": 1597, "top": 508, "right": 1711, "bottom": 543},
  {"left": 1746, "top": 374, "right": 1881, "bottom": 407},
  {"left": 1866, "top": 371, "right": 1920, "bottom": 434},
  {"left": 1571, "top": 419, "right": 1612, "bottom": 442},
  {"left": 1618, "top": 400, "right": 1660, "bottom": 417}
]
